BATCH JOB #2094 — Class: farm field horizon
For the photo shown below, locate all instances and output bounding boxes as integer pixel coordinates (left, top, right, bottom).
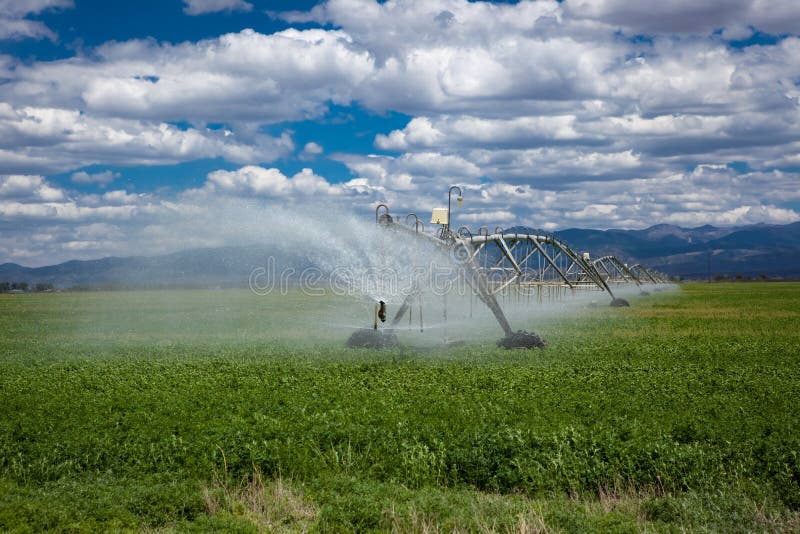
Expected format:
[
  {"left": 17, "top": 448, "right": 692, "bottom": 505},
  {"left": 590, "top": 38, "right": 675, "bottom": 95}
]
[{"left": 1, "top": 282, "right": 799, "bottom": 532}]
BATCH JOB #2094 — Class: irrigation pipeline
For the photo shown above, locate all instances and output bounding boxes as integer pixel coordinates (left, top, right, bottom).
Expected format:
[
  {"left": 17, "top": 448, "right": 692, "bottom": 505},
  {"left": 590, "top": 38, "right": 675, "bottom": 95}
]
[{"left": 347, "top": 204, "right": 668, "bottom": 350}]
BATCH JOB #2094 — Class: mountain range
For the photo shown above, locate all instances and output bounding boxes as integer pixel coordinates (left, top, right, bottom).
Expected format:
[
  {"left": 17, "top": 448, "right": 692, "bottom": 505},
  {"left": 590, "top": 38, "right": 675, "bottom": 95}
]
[
  {"left": 551, "top": 221, "right": 800, "bottom": 279},
  {"left": 2, "top": 222, "right": 799, "bottom": 288}
]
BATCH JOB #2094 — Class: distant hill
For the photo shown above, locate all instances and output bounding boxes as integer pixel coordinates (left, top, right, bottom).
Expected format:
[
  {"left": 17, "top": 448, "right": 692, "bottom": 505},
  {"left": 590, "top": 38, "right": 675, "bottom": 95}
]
[
  {"left": 0, "top": 246, "right": 283, "bottom": 289},
  {"left": 551, "top": 221, "right": 800, "bottom": 279},
  {"left": 1, "top": 222, "right": 799, "bottom": 288}
]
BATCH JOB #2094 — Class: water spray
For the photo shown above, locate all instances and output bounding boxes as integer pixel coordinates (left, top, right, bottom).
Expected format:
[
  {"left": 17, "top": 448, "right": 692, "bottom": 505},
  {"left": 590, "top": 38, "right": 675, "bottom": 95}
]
[{"left": 345, "top": 190, "right": 667, "bottom": 350}]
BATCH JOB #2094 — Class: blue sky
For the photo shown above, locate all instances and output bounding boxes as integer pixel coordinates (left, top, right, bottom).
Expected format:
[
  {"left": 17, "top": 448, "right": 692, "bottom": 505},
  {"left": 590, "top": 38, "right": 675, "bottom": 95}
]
[{"left": 1, "top": 0, "right": 800, "bottom": 265}]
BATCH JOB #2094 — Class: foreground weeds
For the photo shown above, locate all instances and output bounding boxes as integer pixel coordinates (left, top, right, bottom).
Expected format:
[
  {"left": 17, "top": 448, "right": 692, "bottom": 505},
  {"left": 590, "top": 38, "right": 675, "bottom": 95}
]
[{"left": 200, "top": 468, "right": 317, "bottom": 532}]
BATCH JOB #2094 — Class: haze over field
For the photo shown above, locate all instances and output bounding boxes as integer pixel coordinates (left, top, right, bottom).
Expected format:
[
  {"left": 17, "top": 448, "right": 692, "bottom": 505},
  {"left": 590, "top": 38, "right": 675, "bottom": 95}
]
[
  {"left": 1, "top": 0, "right": 800, "bottom": 267},
  {"left": 2, "top": 220, "right": 799, "bottom": 286}
]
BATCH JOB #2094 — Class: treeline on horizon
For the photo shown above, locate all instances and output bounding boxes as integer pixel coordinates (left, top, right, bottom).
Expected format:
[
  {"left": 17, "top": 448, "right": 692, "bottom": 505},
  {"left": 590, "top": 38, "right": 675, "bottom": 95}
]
[
  {"left": 0, "top": 282, "right": 54, "bottom": 293},
  {"left": 7, "top": 282, "right": 253, "bottom": 292}
]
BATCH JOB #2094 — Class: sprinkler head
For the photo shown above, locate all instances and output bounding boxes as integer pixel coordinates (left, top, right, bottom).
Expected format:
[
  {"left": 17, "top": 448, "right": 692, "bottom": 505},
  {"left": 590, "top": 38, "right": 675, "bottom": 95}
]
[{"left": 378, "top": 300, "right": 387, "bottom": 322}]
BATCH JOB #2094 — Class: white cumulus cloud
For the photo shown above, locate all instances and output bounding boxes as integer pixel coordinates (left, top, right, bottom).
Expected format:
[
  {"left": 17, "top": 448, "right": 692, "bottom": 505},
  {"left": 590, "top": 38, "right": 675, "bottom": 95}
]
[
  {"left": 300, "top": 141, "right": 324, "bottom": 160},
  {"left": 203, "top": 166, "right": 342, "bottom": 197},
  {"left": 71, "top": 170, "right": 120, "bottom": 186},
  {"left": 2, "top": 0, "right": 800, "bottom": 264},
  {"left": 0, "top": 0, "right": 72, "bottom": 41},
  {"left": 0, "top": 104, "right": 294, "bottom": 174}
]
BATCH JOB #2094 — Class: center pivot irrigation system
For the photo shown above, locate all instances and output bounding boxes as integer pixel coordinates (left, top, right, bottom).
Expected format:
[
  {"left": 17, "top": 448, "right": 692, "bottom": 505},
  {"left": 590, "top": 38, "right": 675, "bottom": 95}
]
[{"left": 347, "top": 186, "right": 668, "bottom": 350}]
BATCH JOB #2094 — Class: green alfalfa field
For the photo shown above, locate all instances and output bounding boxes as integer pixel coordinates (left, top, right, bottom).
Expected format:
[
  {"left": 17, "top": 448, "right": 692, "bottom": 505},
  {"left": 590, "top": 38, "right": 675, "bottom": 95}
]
[{"left": 1, "top": 282, "right": 799, "bottom": 532}]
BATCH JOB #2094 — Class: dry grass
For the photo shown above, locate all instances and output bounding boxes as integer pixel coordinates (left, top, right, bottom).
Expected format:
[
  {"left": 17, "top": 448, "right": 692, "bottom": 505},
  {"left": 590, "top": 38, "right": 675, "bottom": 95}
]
[
  {"left": 201, "top": 464, "right": 317, "bottom": 532},
  {"left": 502, "top": 509, "right": 549, "bottom": 534},
  {"left": 752, "top": 501, "right": 800, "bottom": 533},
  {"left": 384, "top": 492, "right": 553, "bottom": 534},
  {"left": 473, "top": 510, "right": 549, "bottom": 534},
  {"left": 387, "top": 507, "right": 443, "bottom": 534}
]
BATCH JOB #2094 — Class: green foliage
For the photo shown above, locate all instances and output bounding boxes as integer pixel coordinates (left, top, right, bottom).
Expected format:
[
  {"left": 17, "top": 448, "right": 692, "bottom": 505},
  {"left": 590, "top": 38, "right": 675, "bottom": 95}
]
[{"left": 0, "top": 283, "right": 799, "bottom": 531}]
